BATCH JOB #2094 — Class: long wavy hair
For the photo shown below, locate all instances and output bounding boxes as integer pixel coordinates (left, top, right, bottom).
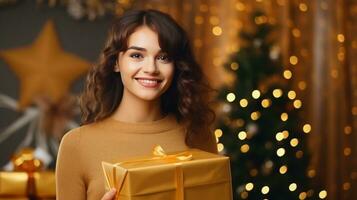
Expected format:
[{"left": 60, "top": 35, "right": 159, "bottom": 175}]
[{"left": 80, "top": 9, "right": 215, "bottom": 145}]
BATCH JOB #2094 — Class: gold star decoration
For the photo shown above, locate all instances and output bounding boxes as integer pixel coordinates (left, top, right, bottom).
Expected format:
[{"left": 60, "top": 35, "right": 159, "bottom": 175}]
[{"left": 0, "top": 20, "right": 90, "bottom": 110}]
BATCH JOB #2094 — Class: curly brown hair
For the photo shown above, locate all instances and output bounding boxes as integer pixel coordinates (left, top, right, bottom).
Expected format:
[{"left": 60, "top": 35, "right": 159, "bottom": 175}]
[{"left": 80, "top": 9, "right": 215, "bottom": 145}]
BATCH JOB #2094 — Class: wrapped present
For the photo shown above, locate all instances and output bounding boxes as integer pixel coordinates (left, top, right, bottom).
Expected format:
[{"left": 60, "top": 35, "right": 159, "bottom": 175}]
[
  {"left": 102, "top": 145, "right": 233, "bottom": 200},
  {"left": 0, "top": 171, "right": 56, "bottom": 199},
  {"left": 0, "top": 148, "right": 56, "bottom": 199}
]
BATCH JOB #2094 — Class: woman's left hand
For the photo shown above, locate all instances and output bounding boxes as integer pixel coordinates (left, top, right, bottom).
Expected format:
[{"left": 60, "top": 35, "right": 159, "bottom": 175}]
[{"left": 101, "top": 188, "right": 116, "bottom": 200}]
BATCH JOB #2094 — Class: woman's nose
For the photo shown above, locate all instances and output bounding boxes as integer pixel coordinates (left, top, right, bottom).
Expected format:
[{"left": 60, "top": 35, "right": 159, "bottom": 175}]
[{"left": 143, "top": 58, "right": 159, "bottom": 74}]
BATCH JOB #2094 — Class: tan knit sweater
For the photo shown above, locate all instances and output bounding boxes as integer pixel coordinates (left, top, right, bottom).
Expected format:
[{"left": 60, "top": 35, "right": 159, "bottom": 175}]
[{"left": 55, "top": 114, "right": 218, "bottom": 200}]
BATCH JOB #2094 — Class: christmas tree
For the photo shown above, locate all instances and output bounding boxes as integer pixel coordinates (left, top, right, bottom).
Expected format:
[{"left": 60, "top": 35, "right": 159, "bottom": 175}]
[{"left": 215, "top": 11, "right": 324, "bottom": 200}]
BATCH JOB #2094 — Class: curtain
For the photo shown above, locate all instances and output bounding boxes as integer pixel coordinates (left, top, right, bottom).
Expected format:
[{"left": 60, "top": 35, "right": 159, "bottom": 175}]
[{"left": 133, "top": 0, "right": 357, "bottom": 199}]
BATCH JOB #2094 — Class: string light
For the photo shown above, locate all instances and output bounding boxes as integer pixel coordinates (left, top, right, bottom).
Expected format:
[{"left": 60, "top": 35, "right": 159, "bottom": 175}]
[
  {"left": 299, "top": 3, "right": 308, "bottom": 12},
  {"left": 343, "top": 182, "right": 351, "bottom": 190},
  {"left": 282, "top": 130, "right": 289, "bottom": 139},
  {"left": 217, "top": 143, "right": 224, "bottom": 152},
  {"left": 238, "top": 131, "right": 247, "bottom": 140},
  {"left": 277, "top": 148, "right": 286, "bottom": 157},
  {"left": 337, "top": 34, "right": 345, "bottom": 43},
  {"left": 319, "top": 190, "right": 327, "bottom": 199},
  {"left": 290, "top": 138, "right": 299, "bottom": 147},
  {"left": 294, "top": 99, "right": 302, "bottom": 109},
  {"left": 352, "top": 106, "right": 357, "bottom": 115},
  {"left": 292, "top": 28, "right": 301, "bottom": 38},
  {"left": 252, "top": 90, "right": 261, "bottom": 99},
  {"left": 281, "top": 113, "right": 288, "bottom": 121},
  {"left": 273, "top": 89, "right": 283, "bottom": 98},
  {"left": 283, "top": 70, "right": 292, "bottom": 79},
  {"left": 261, "top": 99, "right": 271, "bottom": 108},
  {"left": 245, "top": 183, "right": 254, "bottom": 191},
  {"left": 275, "top": 132, "right": 284, "bottom": 141},
  {"left": 308, "top": 169, "right": 316, "bottom": 178},
  {"left": 212, "top": 26, "right": 223, "bottom": 36},
  {"left": 226, "top": 92, "right": 236, "bottom": 102},
  {"left": 344, "top": 126, "right": 352, "bottom": 135},
  {"left": 299, "top": 192, "right": 307, "bottom": 199},
  {"left": 231, "top": 62, "right": 239, "bottom": 70},
  {"left": 289, "top": 183, "right": 297, "bottom": 191},
  {"left": 240, "top": 99, "right": 248, "bottom": 107},
  {"left": 214, "top": 129, "right": 223, "bottom": 138},
  {"left": 255, "top": 16, "right": 268, "bottom": 24},
  {"left": 343, "top": 147, "right": 351, "bottom": 156},
  {"left": 288, "top": 90, "right": 296, "bottom": 99},
  {"left": 235, "top": 2, "right": 246, "bottom": 11},
  {"left": 298, "top": 81, "right": 307, "bottom": 90},
  {"left": 250, "top": 111, "right": 260, "bottom": 120},
  {"left": 240, "top": 144, "right": 250, "bottom": 153},
  {"left": 303, "top": 124, "right": 311, "bottom": 133},
  {"left": 290, "top": 55, "right": 298, "bottom": 65},
  {"left": 261, "top": 186, "right": 270, "bottom": 194},
  {"left": 279, "top": 165, "right": 288, "bottom": 174}
]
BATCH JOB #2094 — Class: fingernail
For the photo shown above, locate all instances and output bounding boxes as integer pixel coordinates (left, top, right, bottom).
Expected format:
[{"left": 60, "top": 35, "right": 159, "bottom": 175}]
[{"left": 110, "top": 188, "right": 116, "bottom": 193}]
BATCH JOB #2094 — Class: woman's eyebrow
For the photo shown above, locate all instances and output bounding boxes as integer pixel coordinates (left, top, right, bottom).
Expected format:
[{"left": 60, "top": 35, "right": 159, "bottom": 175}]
[
  {"left": 127, "top": 46, "right": 146, "bottom": 51},
  {"left": 127, "top": 46, "right": 163, "bottom": 53}
]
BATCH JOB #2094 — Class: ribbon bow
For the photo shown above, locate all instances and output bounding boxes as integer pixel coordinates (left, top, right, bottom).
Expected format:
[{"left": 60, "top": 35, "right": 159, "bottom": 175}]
[{"left": 152, "top": 145, "right": 193, "bottom": 161}]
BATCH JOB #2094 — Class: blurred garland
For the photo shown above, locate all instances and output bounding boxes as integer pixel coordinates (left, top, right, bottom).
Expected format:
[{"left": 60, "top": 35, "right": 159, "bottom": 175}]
[{"left": 0, "top": 0, "right": 135, "bottom": 20}]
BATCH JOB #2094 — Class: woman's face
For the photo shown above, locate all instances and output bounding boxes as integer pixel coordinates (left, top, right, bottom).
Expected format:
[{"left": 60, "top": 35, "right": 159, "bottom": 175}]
[{"left": 115, "top": 26, "right": 174, "bottom": 102}]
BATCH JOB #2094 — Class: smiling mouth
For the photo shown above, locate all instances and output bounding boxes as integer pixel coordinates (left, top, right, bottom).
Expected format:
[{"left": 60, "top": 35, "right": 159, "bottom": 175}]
[{"left": 135, "top": 78, "right": 163, "bottom": 88}]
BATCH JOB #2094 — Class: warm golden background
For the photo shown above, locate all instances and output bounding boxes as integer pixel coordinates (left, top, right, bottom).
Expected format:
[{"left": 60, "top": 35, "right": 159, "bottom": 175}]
[{"left": 0, "top": 0, "right": 356, "bottom": 199}]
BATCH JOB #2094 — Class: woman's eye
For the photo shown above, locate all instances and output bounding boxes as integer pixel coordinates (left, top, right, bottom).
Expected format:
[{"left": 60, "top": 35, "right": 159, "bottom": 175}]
[
  {"left": 130, "top": 53, "right": 143, "bottom": 59},
  {"left": 157, "top": 54, "right": 171, "bottom": 62}
]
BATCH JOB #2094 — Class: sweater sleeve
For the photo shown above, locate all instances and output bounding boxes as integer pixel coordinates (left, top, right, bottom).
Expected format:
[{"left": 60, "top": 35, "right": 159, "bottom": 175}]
[{"left": 55, "top": 127, "right": 86, "bottom": 200}]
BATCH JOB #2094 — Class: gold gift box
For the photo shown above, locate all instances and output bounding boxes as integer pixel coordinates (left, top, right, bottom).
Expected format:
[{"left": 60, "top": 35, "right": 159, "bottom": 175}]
[
  {"left": 102, "top": 147, "right": 233, "bottom": 200},
  {"left": 0, "top": 171, "right": 56, "bottom": 199}
]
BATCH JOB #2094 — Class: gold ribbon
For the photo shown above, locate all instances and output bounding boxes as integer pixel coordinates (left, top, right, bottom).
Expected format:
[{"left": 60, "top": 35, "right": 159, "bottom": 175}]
[{"left": 107, "top": 145, "right": 193, "bottom": 200}]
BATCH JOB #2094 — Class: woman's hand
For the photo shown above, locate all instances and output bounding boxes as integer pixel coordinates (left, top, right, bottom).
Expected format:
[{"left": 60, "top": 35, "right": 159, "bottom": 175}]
[{"left": 101, "top": 188, "right": 116, "bottom": 200}]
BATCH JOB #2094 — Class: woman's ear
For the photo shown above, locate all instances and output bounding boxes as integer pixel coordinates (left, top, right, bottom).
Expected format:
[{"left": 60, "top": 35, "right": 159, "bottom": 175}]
[
  {"left": 114, "top": 63, "right": 120, "bottom": 72},
  {"left": 114, "top": 58, "right": 120, "bottom": 72},
  {"left": 114, "top": 53, "right": 122, "bottom": 72}
]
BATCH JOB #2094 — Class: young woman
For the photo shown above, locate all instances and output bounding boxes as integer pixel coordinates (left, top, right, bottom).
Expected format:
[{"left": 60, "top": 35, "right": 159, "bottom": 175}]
[{"left": 56, "top": 9, "right": 218, "bottom": 200}]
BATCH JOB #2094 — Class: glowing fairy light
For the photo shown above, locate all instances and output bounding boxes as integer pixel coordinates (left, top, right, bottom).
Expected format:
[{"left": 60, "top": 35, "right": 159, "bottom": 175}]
[
  {"left": 226, "top": 92, "right": 236, "bottom": 102},
  {"left": 212, "top": 26, "right": 223, "bottom": 36},
  {"left": 261, "top": 99, "right": 271, "bottom": 108},
  {"left": 319, "top": 190, "right": 327, "bottom": 199},
  {"left": 245, "top": 182, "right": 254, "bottom": 191},
  {"left": 303, "top": 124, "right": 311, "bottom": 133},
  {"left": 273, "top": 89, "right": 283, "bottom": 98},
  {"left": 288, "top": 90, "right": 296, "bottom": 99},
  {"left": 240, "top": 99, "right": 248, "bottom": 107},
  {"left": 238, "top": 131, "right": 247, "bottom": 140},
  {"left": 277, "top": 148, "right": 286, "bottom": 157},
  {"left": 240, "top": 144, "right": 250, "bottom": 153},
  {"left": 279, "top": 165, "right": 288, "bottom": 174},
  {"left": 252, "top": 90, "right": 261, "bottom": 99},
  {"left": 261, "top": 186, "right": 270, "bottom": 194},
  {"left": 214, "top": 129, "right": 223, "bottom": 138}
]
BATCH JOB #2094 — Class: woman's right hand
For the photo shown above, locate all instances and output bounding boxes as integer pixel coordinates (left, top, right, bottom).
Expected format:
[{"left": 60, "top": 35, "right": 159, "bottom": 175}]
[{"left": 101, "top": 188, "right": 117, "bottom": 200}]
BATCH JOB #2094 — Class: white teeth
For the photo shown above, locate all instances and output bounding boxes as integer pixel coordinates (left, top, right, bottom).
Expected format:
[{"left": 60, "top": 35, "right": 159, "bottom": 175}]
[{"left": 139, "top": 79, "right": 158, "bottom": 83}]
